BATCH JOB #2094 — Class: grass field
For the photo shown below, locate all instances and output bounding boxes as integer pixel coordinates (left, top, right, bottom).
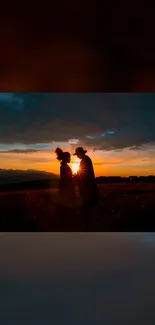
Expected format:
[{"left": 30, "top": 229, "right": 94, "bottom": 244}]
[{"left": 0, "top": 182, "right": 155, "bottom": 231}]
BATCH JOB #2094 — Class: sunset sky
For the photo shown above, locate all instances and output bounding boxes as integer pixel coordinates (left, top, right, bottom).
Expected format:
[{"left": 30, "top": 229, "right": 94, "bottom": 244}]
[{"left": 0, "top": 93, "right": 155, "bottom": 176}]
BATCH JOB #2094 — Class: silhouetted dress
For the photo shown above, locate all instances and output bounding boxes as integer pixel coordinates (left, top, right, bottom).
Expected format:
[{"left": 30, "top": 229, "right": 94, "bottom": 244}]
[
  {"left": 58, "top": 162, "right": 77, "bottom": 209},
  {"left": 76, "top": 155, "right": 98, "bottom": 208}
]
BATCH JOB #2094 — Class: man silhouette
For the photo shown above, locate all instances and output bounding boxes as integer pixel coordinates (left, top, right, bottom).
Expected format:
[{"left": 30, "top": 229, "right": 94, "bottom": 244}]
[{"left": 73, "top": 147, "right": 98, "bottom": 227}]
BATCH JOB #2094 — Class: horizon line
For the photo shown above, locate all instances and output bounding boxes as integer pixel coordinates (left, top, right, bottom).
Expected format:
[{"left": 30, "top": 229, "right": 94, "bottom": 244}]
[{"left": 0, "top": 168, "right": 155, "bottom": 178}]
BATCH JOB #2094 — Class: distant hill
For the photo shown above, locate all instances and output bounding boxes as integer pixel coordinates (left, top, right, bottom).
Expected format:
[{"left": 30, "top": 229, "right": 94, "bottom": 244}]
[
  {"left": 0, "top": 169, "right": 59, "bottom": 185},
  {"left": 0, "top": 169, "right": 155, "bottom": 192},
  {"left": 96, "top": 175, "right": 155, "bottom": 183}
]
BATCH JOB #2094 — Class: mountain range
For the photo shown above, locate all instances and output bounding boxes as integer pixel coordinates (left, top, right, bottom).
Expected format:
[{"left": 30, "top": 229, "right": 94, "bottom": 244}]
[
  {"left": 0, "top": 169, "right": 58, "bottom": 185},
  {"left": 0, "top": 169, "right": 154, "bottom": 192}
]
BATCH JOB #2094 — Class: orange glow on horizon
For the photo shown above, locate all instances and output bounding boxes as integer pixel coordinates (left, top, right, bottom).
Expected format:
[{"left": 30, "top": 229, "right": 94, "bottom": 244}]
[{"left": 0, "top": 147, "right": 154, "bottom": 177}]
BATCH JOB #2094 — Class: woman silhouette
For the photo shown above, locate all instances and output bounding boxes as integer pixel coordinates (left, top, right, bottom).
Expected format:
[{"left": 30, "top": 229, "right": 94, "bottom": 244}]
[{"left": 55, "top": 147, "right": 77, "bottom": 209}]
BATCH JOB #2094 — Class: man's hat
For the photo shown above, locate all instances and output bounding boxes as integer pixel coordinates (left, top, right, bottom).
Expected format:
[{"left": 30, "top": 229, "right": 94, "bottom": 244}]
[{"left": 73, "top": 147, "right": 87, "bottom": 155}]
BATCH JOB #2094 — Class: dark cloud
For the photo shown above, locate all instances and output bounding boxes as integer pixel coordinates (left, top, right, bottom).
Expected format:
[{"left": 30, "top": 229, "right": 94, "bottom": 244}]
[
  {"left": 93, "top": 162, "right": 105, "bottom": 166},
  {"left": 0, "top": 93, "right": 155, "bottom": 151},
  {"left": 84, "top": 133, "right": 154, "bottom": 151},
  {"left": 93, "top": 160, "right": 126, "bottom": 166},
  {"left": 0, "top": 149, "right": 40, "bottom": 154}
]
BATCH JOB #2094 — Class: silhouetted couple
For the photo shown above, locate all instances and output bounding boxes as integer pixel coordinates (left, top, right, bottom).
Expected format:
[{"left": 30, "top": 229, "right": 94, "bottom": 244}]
[{"left": 55, "top": 147, "right": 98, "bottom": 227}]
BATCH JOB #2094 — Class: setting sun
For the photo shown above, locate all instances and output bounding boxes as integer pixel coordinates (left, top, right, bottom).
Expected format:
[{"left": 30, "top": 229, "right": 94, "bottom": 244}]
[{"left": 71, "top": 163, "right": 80, "bottom": 174}]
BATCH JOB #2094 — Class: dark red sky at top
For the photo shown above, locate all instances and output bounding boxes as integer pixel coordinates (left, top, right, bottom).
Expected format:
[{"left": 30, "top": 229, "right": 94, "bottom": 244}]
[{"left": 0, "top": 3, "right": 154, "bottom": 92}]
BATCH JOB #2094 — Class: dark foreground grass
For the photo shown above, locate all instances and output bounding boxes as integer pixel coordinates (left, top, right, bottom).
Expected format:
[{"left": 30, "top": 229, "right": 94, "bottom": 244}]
[{"left": 0, "top": 183, "right": 155, "bottom": 231}]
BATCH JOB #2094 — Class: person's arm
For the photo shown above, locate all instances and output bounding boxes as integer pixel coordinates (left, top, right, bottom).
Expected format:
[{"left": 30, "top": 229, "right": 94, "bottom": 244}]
[
  {"left": 66, "top": 166, "right": 73, "bottom": 180},
  {"left": 61, "top": 165, "right": 73, "bottom": 181},
  {"left": 60, "top": 165, "right": 64, "bottom": 179},
  {"left": 60, "top": 165, "right": 66, "bottom": 188},
  {"left": 79, "top": 159, "right": 92, "bottom": 179}
]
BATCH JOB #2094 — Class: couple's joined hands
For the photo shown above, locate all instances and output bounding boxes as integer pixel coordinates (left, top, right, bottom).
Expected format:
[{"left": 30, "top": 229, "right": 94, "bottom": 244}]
[{"left": 73, "top": 173, "right": 79, "bottom": 179}]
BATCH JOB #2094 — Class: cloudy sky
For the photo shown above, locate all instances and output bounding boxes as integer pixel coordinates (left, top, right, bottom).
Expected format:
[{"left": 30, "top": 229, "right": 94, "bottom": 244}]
[
  {"left": 0, "top": 93, "right": 155, "bottom": 176},
  {"left": 0, "top": 232, "right": 155, "bottom": 324}
]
